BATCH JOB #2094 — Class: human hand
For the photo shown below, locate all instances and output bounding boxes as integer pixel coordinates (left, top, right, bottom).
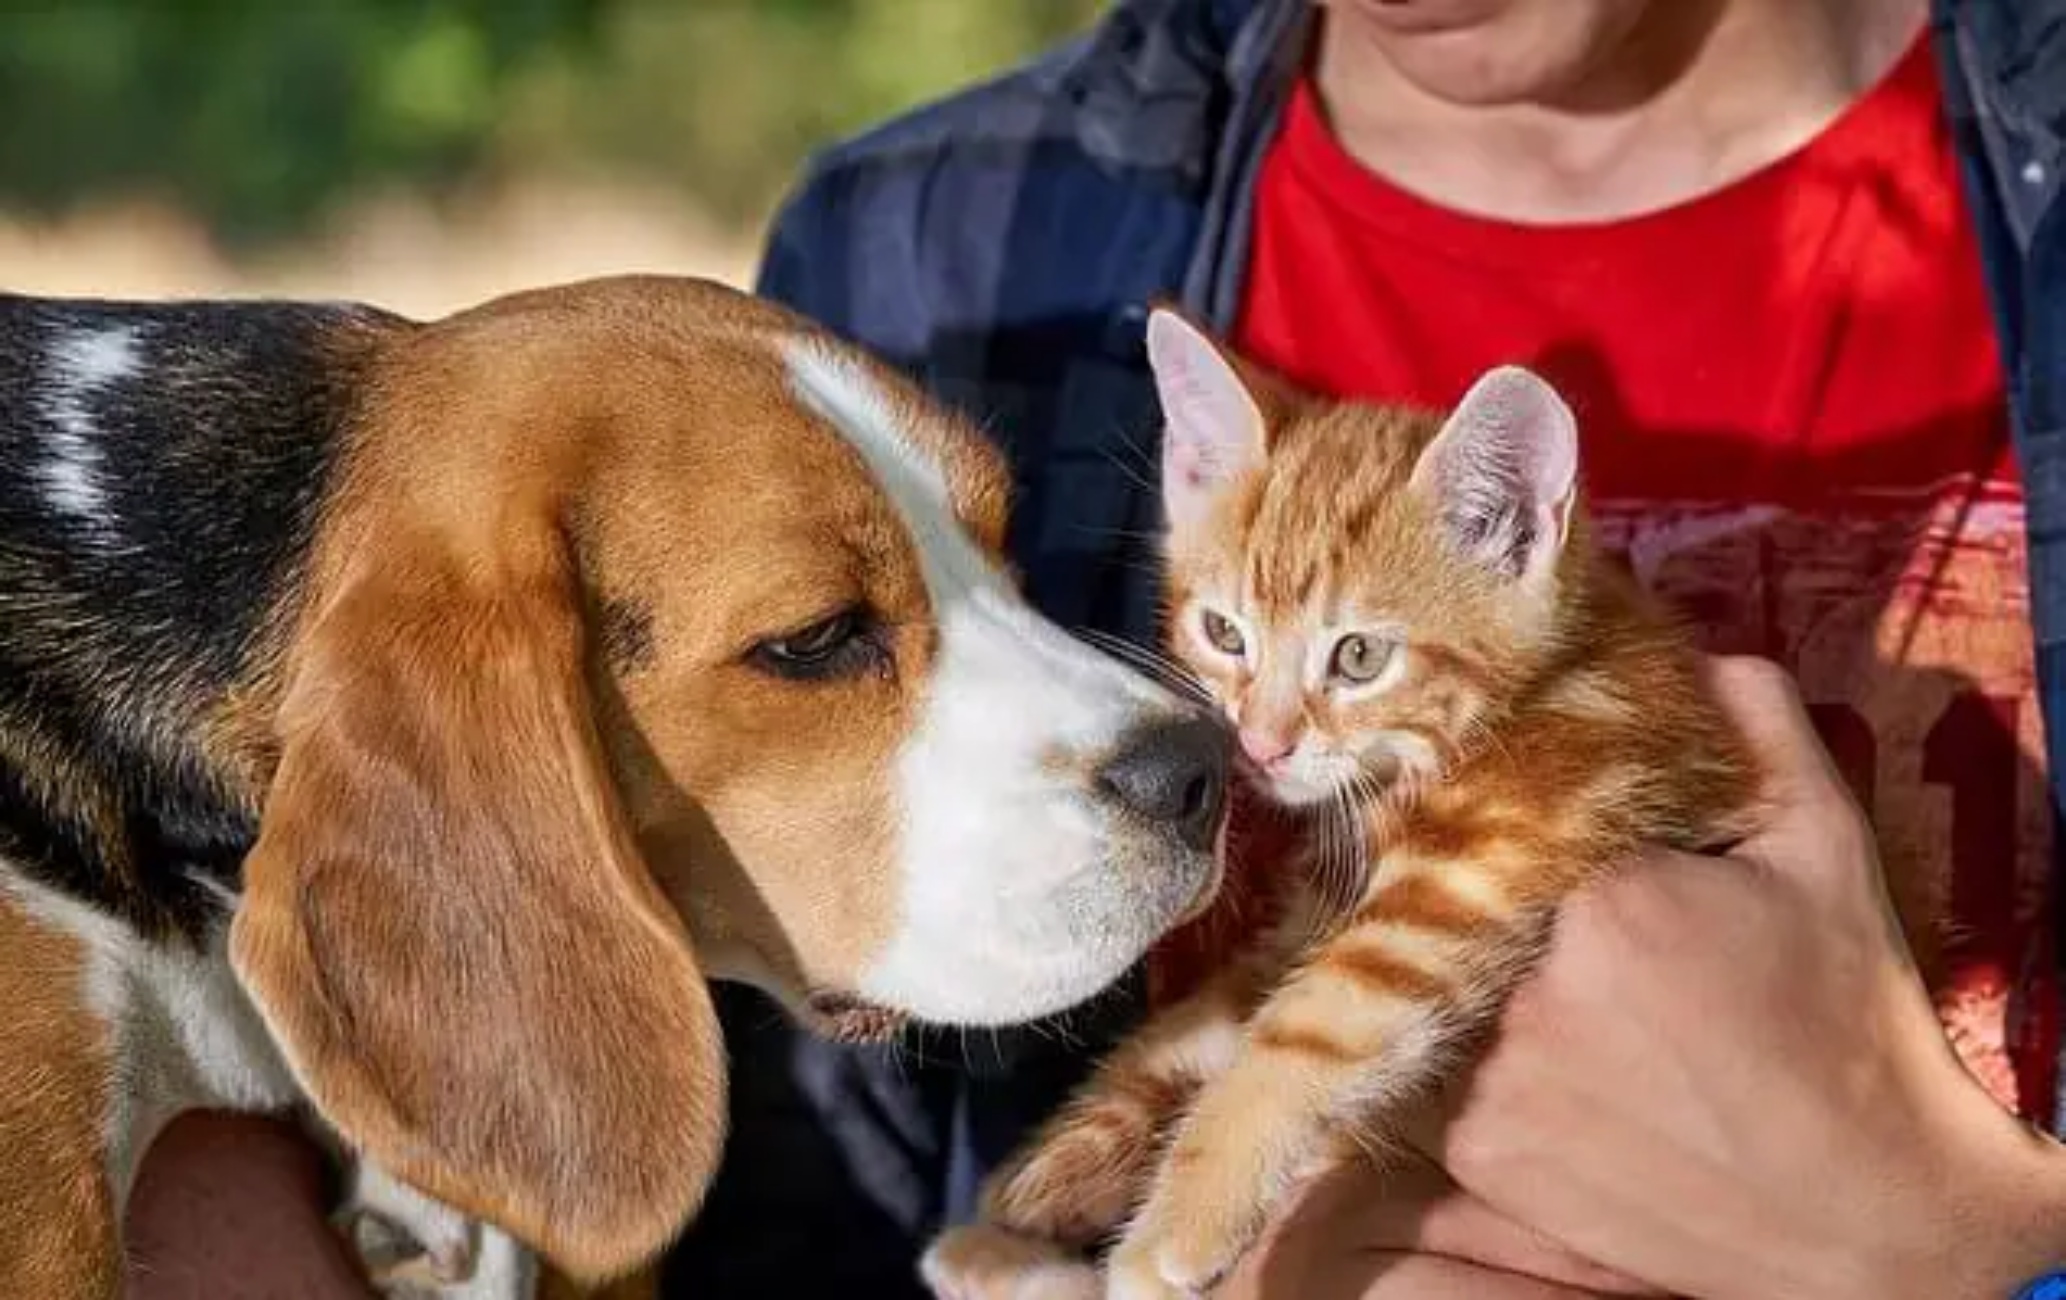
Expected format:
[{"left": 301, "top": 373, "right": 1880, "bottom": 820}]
[
  {"left": 125, "top": 1110, "right": 377, "bottom": 1300},
  {"left": 1223, "top": 655, "right": 2066, "bottom": 1299},
  {"left": 1430, "top": 656, "right": 2065, "bottom": 1299},
  {"left": 1216, "top": 1146, "right": 1655, "bottom": 1299}
]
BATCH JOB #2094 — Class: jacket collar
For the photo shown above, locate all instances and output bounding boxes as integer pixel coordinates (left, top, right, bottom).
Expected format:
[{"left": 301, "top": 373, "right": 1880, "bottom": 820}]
[{"left": 1047, "top": 0, "right": 1304, "bottom": 182}]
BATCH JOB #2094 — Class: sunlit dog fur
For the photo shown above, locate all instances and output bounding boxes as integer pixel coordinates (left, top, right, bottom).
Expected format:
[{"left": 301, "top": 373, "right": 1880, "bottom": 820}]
[{"left": 0, "top": 277, "right": 1230, "bottom": 1298}]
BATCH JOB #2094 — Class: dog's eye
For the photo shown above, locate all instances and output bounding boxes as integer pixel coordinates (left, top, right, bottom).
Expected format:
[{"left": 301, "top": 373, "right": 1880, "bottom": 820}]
[{"left": 750, "top": 609, "right": 883, "bottom": 681}]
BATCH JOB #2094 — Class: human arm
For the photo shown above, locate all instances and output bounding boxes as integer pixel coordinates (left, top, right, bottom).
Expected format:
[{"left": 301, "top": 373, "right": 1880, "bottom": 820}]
[{"left": 1221, "top": 655, "right": 2066, "bottom": 1300}]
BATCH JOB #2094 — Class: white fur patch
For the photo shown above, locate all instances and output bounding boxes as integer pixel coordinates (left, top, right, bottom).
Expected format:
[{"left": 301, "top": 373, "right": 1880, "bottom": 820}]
[
  {"left": 2, "top": 867, "right": 538, "bottom": 1297},
  {"left": 343, "top": 1162, "right": 539, "bottom": 1300},
  {"left": 921, "top": 1223, "right": 1102, "bottom": 1300},
  {"left": 0, "top": 871, "right": 297, "bottom": 1204},
  {"left": 38, "top": 325, "right": 142, "bottom": 525},
  {"left": 783, "top": 339, "right": 1204, "bottom": 1025}
]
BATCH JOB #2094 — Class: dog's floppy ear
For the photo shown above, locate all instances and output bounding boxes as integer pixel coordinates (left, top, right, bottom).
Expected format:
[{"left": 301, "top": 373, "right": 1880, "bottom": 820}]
[{"left": 229, "top": 524, "right": 724, "bottom": 1284}]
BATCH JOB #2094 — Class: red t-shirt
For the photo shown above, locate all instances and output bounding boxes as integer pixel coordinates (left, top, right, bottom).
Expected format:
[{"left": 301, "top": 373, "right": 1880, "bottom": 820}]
[{"left": 1150, "top": 36, "right": 2058, "bottom": 1126}]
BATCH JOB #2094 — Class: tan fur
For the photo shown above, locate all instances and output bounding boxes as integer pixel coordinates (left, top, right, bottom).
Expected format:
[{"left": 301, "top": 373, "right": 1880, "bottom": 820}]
[
  {"left": 231, "top": 533, "right": 728, "bottom": 1282},
  {"left": 539, "top": 1263, "right": 660, "bottom": 1300},
  {"left": 928, "top": 323, "right": 1775, "bottom": 1300},
  {"left": 2, "top": 275, "right": 1167, "bottom": 1293},
  {"left": 0, "top": 892, "right": 120, "bottom": 1300},
  {"left": 226, "top": 278, "right": 1035, "bottom": 1284}
]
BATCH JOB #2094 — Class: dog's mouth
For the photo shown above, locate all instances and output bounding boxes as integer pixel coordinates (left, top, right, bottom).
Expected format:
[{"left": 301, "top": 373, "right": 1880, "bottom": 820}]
[{"left": 804, "top": 990, "right": 910, "bottom": 1044}]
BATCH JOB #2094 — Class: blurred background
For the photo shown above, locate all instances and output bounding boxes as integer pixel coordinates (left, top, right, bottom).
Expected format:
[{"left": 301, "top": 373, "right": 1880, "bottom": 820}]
[{"left": 0, "top": 0, "right": 1104, "bottom": 313}]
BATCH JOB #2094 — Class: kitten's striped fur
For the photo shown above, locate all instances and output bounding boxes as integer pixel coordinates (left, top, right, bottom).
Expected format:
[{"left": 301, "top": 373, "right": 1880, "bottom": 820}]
[{"left": 924, "top": 312, "right": 1759, "bottom": 1300}]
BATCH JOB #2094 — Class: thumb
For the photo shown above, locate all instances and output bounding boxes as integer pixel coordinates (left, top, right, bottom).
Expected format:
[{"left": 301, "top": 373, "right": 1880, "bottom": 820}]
[
  {"left": 1697, "top": 655, "right": 1884, "bottom": 905},
  {"left": 1697, "top": 654, "right": 1858, "bottom": 823}
]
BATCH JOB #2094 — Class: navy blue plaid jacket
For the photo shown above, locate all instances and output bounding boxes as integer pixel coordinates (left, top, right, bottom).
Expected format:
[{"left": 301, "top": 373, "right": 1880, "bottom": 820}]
[{"left": 664, "top": 2, "right": 2066, "bottom": 1294}]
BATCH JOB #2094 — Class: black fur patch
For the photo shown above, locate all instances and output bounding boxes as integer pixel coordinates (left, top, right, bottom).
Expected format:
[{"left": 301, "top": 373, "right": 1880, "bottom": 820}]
[
  {"left": 599, "top": 597, "right": 657, "bottom": 673},
  {"left": 0, "top": 293, "right": 397, "bottom": 942}
]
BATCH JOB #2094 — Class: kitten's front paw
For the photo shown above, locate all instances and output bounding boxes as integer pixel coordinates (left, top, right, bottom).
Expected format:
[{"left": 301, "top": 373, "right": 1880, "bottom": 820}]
[
  {"left": 1102, "top": 1239, "right": 1192, "bottom": 1300},
  {"left": 921, "top": 1223, "right": 1102, "bottom": 1300},
  {"left": 1105, "top": 1198, "right": 1258, "bottom": 1300},
  {"left": 983, "top": 1118, "right": 1156, "bottom": 1247}
]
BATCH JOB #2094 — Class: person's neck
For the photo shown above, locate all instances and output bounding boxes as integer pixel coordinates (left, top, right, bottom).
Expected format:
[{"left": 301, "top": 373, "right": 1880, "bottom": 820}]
[{"left": 1313, "top": 0, "right": 1928, "bottom": 224}]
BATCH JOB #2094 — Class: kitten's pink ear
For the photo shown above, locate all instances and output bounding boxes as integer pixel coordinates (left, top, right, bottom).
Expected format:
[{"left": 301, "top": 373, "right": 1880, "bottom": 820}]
[
  {"left": 1409, "top": 365, "right": 1579, "bottom": 583},
  {"left": 1148, "top": 307, "right": 1268, "bottom": 528}
]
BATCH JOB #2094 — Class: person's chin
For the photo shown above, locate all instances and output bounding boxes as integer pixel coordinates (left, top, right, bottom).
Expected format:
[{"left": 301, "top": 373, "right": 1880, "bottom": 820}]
[
  {"left": 1334, "top": 0, "right": 1511, "bottom": 38},
  {"left": 1384, "top": 41, "right": 1580, "bottom": 108},
  {"left": 1328, "top": 0, "right": 1633, "bottom": 109}
]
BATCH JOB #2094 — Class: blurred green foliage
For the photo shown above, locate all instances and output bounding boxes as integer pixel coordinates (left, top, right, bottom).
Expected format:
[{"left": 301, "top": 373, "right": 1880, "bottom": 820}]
[
  {"left": 0, "top": 0, "right": 606, "bottom": 243},
  {"left": 498, "top": 0, "right": 1106, "bottom": 224},
  {"left": 0, "top": 0, "right": 1105, "bottom": 247}
]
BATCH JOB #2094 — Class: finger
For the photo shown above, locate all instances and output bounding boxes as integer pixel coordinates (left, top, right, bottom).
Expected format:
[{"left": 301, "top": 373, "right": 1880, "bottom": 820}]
[
  {"left": 1697, "top": 654, "right": 1854, "bottom": 816},
  {"left": 1359, "top": 1255, "right": 1616, "bottom": 1300},
  {"left": 1251, "top": 1153, "right": 1661, "bottom": 1297},
  {"left": 1696, "top": 657, "right": 1891, "bottom": 914},
  {"left": 1409, "top": 1187, "right": 1663, "bottom": 1295},
  {"left": 1229, "top": 1249, "right": 1616, "bottom": 1300}
]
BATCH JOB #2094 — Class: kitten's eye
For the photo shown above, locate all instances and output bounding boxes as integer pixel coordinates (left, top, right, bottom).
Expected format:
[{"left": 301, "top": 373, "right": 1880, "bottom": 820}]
[
  {"left": 1331, "top": 633, "right": 1394, "bottom": 685},
  {"left": 1199, "top": 608, "right": 1246, "bottom": 657}
]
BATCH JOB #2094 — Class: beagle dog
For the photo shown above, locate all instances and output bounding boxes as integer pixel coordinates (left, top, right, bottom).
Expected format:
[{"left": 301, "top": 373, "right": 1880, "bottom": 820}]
[{"left": 0, "top": 276, "right": 1231, "bottom": 1298}]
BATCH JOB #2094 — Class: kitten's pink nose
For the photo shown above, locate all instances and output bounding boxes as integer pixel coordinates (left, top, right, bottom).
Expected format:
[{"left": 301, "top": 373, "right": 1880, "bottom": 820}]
[{"left": 1239, "top": 729, "right": 1296, "bottom": 768}]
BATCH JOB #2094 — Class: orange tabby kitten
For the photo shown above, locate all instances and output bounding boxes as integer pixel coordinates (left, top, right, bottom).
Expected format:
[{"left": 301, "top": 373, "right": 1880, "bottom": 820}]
[{"left": 922, "top": 309, "right": 1760, "bottom": 1300}]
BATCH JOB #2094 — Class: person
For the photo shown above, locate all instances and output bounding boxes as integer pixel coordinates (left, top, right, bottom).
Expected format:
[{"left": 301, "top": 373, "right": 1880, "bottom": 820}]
[
  {"left": 674, "top": 0, "right": 2066, "bottom": 1295},
  {"left": 129, "top": 1, "right": 2066, "bottom": 1295}
]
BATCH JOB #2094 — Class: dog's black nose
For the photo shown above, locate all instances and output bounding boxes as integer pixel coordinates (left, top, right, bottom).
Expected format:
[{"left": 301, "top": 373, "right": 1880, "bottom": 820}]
[{"left": 1098, "top": 717, "right": 1230, "bottom": 851}]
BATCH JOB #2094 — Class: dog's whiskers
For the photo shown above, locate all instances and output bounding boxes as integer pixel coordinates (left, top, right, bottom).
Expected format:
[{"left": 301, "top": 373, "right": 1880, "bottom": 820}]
[
  {"left": 1075, "top": 626, "right": 1211, "bottom": 705},
  {"left": 1092, "top": 442, "right": 1161, "bottom": 496}
]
